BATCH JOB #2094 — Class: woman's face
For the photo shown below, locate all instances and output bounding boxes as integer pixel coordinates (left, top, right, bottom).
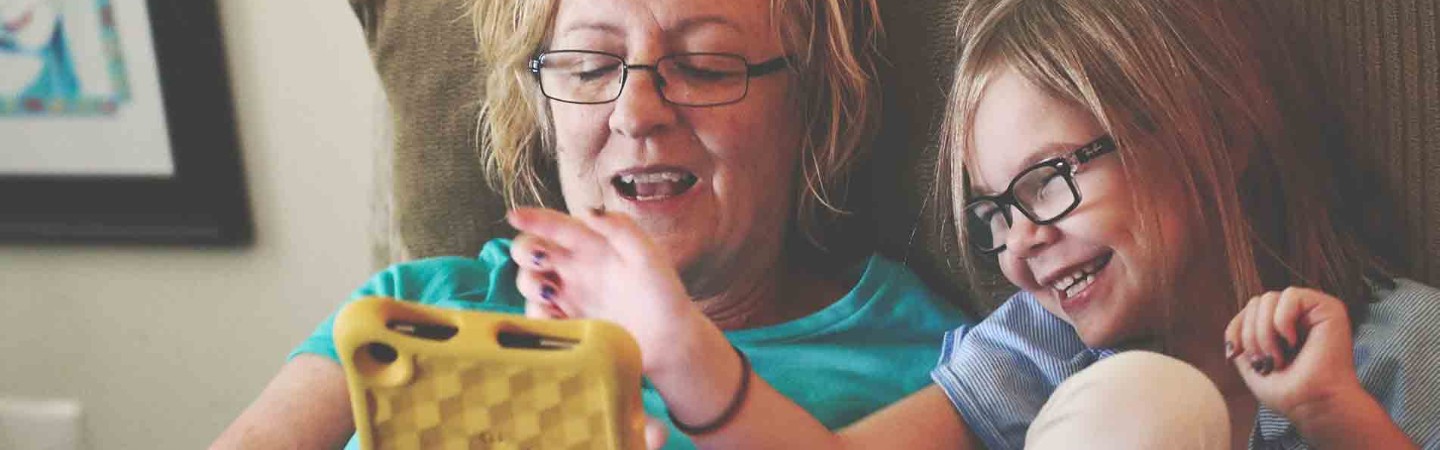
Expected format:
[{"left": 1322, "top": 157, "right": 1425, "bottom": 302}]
[
  {"left": 965, "top": 66, "right": 1187, "bottom": 348},
  {"left": 547, "top": 0, "right": 804, "bottom": 292}
]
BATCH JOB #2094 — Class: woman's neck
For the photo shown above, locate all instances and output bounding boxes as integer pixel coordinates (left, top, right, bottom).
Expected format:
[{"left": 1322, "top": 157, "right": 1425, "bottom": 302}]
[{"left": 692, "top": 253, "right": 849, "bottom": 331}]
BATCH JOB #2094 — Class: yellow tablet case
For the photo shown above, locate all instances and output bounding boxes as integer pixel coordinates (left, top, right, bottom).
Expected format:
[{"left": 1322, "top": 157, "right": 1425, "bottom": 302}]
[{"left": 334, "top": 297, "right": 647, "bottom": 450}]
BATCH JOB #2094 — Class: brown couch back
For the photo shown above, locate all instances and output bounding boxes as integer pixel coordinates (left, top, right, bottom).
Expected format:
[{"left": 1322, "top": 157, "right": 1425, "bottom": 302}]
[{"left": 353, "top": 0, "right": 1440, "bottom": 314}]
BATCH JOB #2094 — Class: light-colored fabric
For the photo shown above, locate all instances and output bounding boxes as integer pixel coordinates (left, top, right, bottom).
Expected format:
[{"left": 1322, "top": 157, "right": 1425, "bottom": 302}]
[
  {"left": 929, "top": 290, "right": 1111, "bottom": 450},
  {"left": 293, "top": 239, "right": 972, "bottom": 450},
  {"left": 368, "top": 88, "right": 407, "bottom": 270},
  {"left": 932, "top": 278, "right": 1440, "bottom": 449},
  {"left": 1025, "top": 351, "right": 1229, "bottom": 450}
]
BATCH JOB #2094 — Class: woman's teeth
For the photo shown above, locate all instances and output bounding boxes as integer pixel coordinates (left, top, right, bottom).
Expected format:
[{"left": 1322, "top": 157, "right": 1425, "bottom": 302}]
[{"left": 613, "top": 171, "right": 698, "bottom": 200}]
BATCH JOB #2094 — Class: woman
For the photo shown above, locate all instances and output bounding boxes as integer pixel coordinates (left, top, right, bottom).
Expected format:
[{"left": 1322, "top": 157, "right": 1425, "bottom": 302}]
[
  {"left": 509, "top": 0, "right": 1440, "bottom": 448},
  {"left": 211, "top": 0, "right": 969, "bottom": 448}
]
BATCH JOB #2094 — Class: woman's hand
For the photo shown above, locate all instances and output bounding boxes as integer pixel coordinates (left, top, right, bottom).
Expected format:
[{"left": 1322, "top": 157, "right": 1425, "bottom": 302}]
[{"left": 506, "top": 207, "right": 704, "bottom": 374}]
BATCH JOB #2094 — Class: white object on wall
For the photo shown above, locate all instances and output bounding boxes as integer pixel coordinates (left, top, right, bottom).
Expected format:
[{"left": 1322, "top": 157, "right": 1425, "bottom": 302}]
[{"left": 0, "top": 397, "right": 83, "bottom": 450}]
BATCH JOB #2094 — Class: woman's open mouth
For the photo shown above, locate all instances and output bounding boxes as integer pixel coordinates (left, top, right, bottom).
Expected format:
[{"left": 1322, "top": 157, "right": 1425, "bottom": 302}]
[{"left": 611, "top": 167, "right": 699, "bottom": 201}]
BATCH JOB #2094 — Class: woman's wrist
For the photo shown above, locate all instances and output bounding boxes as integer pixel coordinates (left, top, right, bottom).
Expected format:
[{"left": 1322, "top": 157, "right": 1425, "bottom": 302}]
[
  {"left": 644, "top": 308, "right": 731, "bottom": 382},
  {"left": 642, "top": 310, "right": 746, "bottom": 428}
]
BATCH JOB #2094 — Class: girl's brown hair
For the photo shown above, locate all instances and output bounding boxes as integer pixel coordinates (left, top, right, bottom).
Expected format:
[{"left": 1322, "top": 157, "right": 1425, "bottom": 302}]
[{"left": 940, "top": 0, "right": 1382, "bottom": 317}]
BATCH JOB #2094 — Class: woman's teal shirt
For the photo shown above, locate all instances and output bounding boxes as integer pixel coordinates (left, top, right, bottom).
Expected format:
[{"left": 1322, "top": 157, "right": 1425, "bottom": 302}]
[{"left": 293, "top": 239, "right": 971, "bottom": 450}]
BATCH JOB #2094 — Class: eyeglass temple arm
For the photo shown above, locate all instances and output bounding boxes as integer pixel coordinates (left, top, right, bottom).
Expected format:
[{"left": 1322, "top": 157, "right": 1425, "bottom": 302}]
[
  {"left": 746, "top": 57, "right": 790, "bottom": 76},
  {"left": 1074, "top": 135, "right": 1117, "bottom": 164}
]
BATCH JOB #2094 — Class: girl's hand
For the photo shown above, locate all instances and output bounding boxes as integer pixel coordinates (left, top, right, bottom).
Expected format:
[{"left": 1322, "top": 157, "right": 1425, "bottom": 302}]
[
  {"left": 505, "top": 207, "right": 702, "bottom": 373},
  {"left": 1224, "top": 287, "right": 1365, "bottom": 419}
]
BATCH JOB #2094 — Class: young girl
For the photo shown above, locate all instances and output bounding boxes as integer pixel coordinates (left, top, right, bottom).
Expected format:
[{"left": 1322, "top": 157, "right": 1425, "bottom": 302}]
[{"left": 506, "top": 0, "right": 1440, "bottom": 448}]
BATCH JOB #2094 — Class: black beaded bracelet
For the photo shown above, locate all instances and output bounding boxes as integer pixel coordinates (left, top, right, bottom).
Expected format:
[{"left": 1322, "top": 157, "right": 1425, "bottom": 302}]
[{"left": 668, "top": 344, "right": 752, "bottom": 436}]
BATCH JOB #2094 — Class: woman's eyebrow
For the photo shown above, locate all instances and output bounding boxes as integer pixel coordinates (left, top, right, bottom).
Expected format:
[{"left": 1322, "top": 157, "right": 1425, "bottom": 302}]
[
  {"left": 558, "top": 21, "right": 624, "bottom": 37},
  {"left": 670, "top": 15, "right": 742, "bottom": 35}
]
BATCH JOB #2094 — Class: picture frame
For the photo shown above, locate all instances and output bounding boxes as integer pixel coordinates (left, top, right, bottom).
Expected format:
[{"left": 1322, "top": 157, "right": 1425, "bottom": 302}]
[{"left": 0, "top": 0, "right": 250, "bottom": 245}]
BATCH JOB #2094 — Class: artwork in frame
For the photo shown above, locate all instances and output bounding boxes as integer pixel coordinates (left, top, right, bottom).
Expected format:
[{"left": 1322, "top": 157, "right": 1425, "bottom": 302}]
[{"left": 0, "top": 0, "right": 249, "bottom": 244}]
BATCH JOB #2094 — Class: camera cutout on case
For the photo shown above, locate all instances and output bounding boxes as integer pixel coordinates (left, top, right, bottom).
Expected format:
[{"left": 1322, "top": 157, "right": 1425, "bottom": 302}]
[
  {"left": 386, "top": 320, "right": 458, "bottom": 341},
  {"left": 498, "top": 330, "right": 578, "bottom": 351},
  {"left": 365, "top": 342, "right": 398, "bottom": 363}
]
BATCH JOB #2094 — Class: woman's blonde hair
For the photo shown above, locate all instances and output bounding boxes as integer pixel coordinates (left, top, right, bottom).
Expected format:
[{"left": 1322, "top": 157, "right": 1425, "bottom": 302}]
[
  {"left": 471, "top": 0, "right": 883, "bottom": 247},
  {"left": 940, "top": 0, "right": 1381, "bottom": 315}
]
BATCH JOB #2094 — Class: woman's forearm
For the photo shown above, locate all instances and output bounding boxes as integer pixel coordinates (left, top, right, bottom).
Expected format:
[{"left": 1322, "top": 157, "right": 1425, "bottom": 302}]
[
  {"left": 211, "top": 356, "right": 355, "bottom": 450},
  {"left": 644, "top": 312, "right": 973, "bottom": 450}
]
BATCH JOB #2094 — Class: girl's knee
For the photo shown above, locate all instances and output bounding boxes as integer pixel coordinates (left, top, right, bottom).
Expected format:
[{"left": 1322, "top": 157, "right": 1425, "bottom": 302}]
[{"left": 1027, "top": 351, "right": 1229, "bottom": 450}]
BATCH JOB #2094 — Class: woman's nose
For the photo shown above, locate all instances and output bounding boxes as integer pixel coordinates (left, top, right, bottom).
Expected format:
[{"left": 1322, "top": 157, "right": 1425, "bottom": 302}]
[
  {"left": 1004, "top": 211, "right": 1059, "bottom": 259},
  {"left": 609, "top": 70, "right": 678, "bottom": 139}
]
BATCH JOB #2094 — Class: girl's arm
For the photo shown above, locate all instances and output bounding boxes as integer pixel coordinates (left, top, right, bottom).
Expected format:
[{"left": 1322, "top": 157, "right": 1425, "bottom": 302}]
[
  {"left": 506, "top": 207, "right": 980, "bottom": 450},
  {"left": 1287, "top": 386, "right": 1413, "bottom": 450},
  {"left": 1227, "top": 287, "right": 1417, "bottom": 450}
]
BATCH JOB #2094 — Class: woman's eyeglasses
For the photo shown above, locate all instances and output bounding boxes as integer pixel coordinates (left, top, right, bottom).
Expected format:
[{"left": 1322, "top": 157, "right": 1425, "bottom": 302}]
[
  {"left": 529, "top": 50, "right": 789, "bottom": 107},
  {"left": 962, "top": 135, "right": 1117, "bottom": 254}
]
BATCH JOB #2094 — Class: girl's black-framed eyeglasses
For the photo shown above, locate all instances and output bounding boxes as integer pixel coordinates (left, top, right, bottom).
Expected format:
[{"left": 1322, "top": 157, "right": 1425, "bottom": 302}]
[{"left": 963, "top": 135, "right": 1118, "bottom": 254}]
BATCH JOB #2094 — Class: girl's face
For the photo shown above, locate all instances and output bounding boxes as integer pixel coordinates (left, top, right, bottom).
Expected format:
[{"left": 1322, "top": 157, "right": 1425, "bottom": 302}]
[{"left": 965, "top": 66, "right": 1186, "bottom": 348}]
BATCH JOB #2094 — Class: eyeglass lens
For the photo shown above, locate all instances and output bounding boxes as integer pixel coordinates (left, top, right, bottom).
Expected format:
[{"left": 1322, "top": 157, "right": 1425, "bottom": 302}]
[
  {"left": 536, "top": 52, "right": 750, "bottom": 105},
  {"left": 965, "top": 164, "right": 1078, "bottom": 251}
]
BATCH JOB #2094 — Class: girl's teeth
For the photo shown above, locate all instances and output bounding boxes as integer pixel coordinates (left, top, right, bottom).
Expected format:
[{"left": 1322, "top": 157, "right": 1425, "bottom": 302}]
[{"left": 1063, "top": 273, "right": 1096, "bottom": 297}]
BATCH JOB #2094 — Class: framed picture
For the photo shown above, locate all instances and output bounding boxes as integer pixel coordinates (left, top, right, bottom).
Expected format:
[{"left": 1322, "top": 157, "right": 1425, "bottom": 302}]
[{"left": 0, "top": 0, "right": 249, "bottom": 244}]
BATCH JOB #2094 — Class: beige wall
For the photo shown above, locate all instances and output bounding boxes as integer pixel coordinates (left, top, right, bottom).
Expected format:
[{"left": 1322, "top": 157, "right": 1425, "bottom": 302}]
[{"left": 0, "top": 0, "right": 381, "bottom": 448}]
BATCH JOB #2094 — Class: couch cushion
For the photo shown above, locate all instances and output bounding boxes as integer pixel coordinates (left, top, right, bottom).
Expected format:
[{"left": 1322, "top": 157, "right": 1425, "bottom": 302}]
[{"left": 352, "top": 0, "right": 512, "bottom": 261}]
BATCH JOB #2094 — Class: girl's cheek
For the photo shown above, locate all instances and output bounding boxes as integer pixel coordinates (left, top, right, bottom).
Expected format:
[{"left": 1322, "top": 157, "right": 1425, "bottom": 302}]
[{"left": 998, "top": 257, "right": 1038, "bottom": 290}]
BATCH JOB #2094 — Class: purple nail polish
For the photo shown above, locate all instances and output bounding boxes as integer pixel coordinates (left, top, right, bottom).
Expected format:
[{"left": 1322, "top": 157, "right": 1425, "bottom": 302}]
[
  {"left": 1253, "top": 355, "right": 1275, "bottom": 375},
  {"left": 1279, "top": 337, "right": 1297, "bottom": 360},
  {"left": 532, "top": 250, "right": 547, "bottom": 266},
  {"left": 540, "top": 284, "right": 556, "bottom": 301}
]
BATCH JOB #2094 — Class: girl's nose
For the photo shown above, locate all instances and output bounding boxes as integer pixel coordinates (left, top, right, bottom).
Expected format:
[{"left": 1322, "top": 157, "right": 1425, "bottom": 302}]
[{"left": 1003, "top": 210, "right": 1059, "bottom": 259}]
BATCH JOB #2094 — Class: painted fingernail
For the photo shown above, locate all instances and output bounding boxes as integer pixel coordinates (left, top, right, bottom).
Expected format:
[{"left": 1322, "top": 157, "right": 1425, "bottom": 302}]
[
  {"left": 1279, "top": 337, "right": 1297, "bottom": 360},
  {"left": 1252, "top": 355, "right": 1275, "bottom": 375},
  {"left": 531, "top": 250, "right": 547, "bottom": 267},
  {"left": 590, "top": 205, "right": 606, "bottom": 216},
  {"left": 1224, "top": 341, "right": 1238, "bottom": 359},
  {"left": 540, "top": 283, "right": 556, "bottom": 301}
]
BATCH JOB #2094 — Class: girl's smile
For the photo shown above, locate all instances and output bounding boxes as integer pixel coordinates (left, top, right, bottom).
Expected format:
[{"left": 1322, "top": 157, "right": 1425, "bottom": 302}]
[{"left": 965, "top": 65, "right": 1188, "bottom": 349}]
